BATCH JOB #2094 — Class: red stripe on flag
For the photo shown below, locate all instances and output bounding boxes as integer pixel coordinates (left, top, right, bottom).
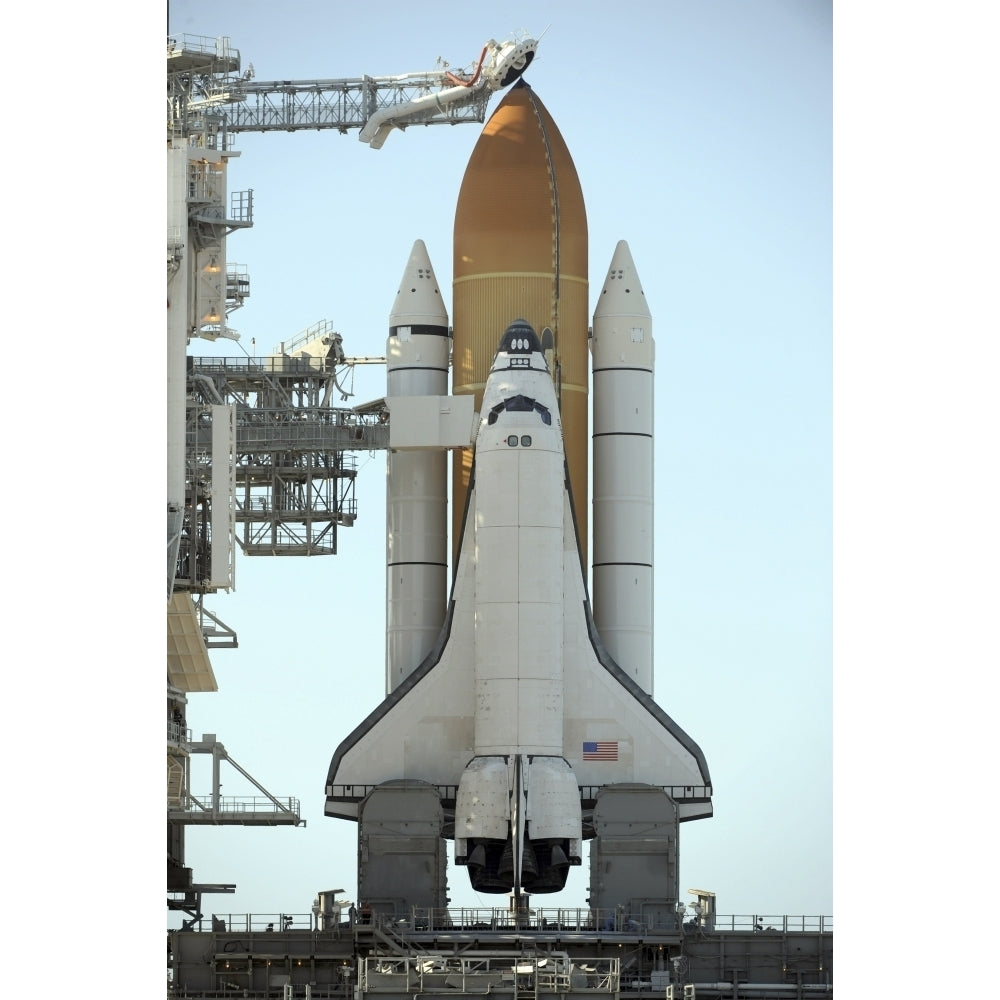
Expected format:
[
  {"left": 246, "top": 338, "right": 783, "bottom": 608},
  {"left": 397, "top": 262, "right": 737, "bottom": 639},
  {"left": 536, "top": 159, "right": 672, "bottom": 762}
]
[{"left": 583, "top": 741, "right": 619, "bottom": 761}]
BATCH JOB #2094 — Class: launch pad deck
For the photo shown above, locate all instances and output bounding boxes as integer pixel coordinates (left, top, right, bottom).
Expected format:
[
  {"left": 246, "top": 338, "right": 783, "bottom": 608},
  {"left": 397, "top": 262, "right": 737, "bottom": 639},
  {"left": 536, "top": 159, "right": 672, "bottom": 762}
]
[{"left": 169, "top": 908, "right": 832, "bottom": 999}]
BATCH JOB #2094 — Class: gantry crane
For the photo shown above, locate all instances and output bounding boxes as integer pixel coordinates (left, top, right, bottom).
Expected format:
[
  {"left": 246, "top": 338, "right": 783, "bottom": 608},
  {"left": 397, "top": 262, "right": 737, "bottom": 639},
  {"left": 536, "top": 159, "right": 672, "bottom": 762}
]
[
  {"left": 167, "top": 31, "right": 538, "bottom": 600},
  {"left": 166, "top": 31, "right": 537, "bottom": 926},
  {"left": 167, "top": 33, "right": 536, "bottom": 145}
]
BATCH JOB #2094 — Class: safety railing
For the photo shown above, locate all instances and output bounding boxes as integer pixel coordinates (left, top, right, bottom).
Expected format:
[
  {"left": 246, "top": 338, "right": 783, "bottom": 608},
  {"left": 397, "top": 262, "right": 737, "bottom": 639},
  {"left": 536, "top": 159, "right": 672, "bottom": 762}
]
[
  {"left": 183, "top": 795, "right": 301, "bottom": 817},
  {"left": 182, "top": 907, "right": 830, "bottom": 936},
  {"left": 167, "top": 722, "right": 191, "bottom": 744},
  {"left": 698, "top": 914, "right": 832, "bottom": 933}
]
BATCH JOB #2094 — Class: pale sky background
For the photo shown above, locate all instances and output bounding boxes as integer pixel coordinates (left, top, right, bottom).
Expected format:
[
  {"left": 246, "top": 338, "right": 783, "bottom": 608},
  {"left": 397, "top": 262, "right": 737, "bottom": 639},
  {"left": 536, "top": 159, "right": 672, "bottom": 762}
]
[
  {"left": 6, "top": 3, "right": 997, "bottom": 991},
  {"left": 166, "top": 0, "right": 833, "bottom": 926}
]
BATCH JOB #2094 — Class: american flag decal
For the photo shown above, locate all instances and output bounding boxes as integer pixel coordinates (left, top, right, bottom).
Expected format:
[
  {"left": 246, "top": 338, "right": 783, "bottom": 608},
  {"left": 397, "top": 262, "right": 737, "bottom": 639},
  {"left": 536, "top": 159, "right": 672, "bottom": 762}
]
[{"left": 583, "top": 741, "right": 619, "bottom": 761}]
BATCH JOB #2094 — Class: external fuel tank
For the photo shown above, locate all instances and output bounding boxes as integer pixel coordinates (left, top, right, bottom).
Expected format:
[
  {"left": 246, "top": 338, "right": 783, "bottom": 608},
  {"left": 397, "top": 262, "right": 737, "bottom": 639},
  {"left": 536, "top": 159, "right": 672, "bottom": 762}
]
[{"left": 452, "top": 80, "right": 590, "bottom": 565}]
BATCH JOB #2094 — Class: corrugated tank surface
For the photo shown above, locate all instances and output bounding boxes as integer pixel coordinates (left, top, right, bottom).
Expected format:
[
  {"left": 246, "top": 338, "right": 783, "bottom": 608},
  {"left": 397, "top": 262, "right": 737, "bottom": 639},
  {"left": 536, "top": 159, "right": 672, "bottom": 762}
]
[{"left": 452, "top": 81, "right": 589, "bottom": 565}]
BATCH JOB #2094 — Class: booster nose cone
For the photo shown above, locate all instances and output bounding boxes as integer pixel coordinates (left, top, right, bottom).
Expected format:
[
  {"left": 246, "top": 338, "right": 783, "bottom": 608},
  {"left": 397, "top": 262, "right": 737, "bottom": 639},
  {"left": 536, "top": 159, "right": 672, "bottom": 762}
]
[
  {"left": 593, "top": 240, "right": 650, "bottom": 325},
  {"left": 389, "top": 238, "right": 448, "bottom": 330}
]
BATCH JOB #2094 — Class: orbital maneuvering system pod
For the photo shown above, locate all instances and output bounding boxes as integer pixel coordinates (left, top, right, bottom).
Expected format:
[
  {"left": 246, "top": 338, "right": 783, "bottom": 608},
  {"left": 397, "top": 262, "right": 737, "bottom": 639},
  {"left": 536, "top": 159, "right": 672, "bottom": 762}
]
[{"left": 325, "top": 81, "right": 712, "bottom": 911}]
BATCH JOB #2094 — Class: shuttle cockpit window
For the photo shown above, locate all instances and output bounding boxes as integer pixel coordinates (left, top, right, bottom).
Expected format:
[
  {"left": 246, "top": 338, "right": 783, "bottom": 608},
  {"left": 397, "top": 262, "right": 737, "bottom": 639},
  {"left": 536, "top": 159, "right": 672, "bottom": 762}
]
[
  {"left": 487, "top": 394, "right": 552, "bottom": 426},
  {"left": 500, "top": 322, "right": 542, "bottom": 356}
]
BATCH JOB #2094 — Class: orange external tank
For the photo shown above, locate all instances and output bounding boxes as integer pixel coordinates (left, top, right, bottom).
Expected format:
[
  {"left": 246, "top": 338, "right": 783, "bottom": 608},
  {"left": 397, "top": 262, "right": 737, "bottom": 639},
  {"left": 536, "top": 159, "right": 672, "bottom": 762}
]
[{"left": 452, "top": 80, "right": 589, "bottom": 566}]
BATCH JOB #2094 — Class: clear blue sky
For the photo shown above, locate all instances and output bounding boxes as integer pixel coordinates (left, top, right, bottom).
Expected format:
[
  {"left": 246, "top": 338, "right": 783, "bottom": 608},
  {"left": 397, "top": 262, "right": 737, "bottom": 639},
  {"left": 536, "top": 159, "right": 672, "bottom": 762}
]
[{"left": 166, "top": 0, "right": 833, "bottom": 924}]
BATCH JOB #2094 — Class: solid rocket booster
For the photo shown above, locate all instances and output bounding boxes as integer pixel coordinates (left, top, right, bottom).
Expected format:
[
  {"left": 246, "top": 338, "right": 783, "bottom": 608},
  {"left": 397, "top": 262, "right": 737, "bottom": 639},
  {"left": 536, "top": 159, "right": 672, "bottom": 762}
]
[
  {"left": 452, "top": 81, "right": 590, "bottom": 567},
  {"left": 591, "top": 242, "right": 655, "bottom": 694},
  {"left": 385, "top": 240, "right": 449, "bottom": 690}
]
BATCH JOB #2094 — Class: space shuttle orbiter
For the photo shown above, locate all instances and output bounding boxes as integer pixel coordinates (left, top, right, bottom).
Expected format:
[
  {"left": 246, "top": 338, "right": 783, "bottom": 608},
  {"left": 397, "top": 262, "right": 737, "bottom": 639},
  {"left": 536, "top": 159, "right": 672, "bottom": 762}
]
[
  {"left": 325, "top": 82, "right": 711, "bottom": 897},
  {"left": 326, "top": 317, "right": 711, "bottom": 895}
]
